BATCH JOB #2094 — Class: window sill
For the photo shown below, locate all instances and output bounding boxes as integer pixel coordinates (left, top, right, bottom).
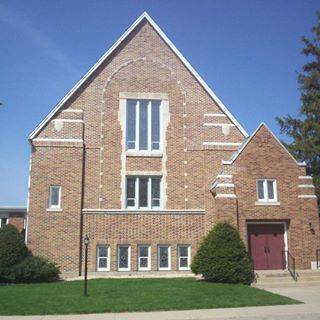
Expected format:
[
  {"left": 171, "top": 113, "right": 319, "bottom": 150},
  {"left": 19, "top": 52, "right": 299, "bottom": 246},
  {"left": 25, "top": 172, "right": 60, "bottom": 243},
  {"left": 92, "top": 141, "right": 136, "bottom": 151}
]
[
  {"left": 118, "top": 269, "right": 131, "bottom": 272},
  {"left": 138, "top": 269, "right": 152, "bottom": 272},
  {"left": 126, "top": 151, "right": 163, "bottom": 158},
  {"left": 255, "top": 201, "right": 280, "bottom": 206},
  {"left": 46, "top": 208, "right": 63, "bottom": 212},
  {"left": 97, "top": 269, "right": 109, "bottom": 272}
]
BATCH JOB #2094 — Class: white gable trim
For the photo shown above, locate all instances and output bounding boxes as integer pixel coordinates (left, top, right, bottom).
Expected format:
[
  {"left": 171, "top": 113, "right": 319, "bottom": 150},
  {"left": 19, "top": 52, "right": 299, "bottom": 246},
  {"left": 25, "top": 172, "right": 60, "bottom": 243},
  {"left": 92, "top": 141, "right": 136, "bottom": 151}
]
[
  {"left": 222, "top": 122, "right": 306, "bottom": 166},
  {"left": 29, "top": 12, "right": 248, "bottom": 140}
]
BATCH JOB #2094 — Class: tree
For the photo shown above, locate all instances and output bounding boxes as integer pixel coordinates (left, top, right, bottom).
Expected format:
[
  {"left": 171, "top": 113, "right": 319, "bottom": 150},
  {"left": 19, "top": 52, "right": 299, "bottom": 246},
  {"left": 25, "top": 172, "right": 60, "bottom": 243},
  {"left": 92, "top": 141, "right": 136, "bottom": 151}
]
[
  {"left": 191, "top": 222, "right": 254, "bottom": 285},
  {"left": 277, "top": 11, "right": 320, "bottom": 203},
  {"left": 0, "top": 224, "right": 29, "bottom": 268}
]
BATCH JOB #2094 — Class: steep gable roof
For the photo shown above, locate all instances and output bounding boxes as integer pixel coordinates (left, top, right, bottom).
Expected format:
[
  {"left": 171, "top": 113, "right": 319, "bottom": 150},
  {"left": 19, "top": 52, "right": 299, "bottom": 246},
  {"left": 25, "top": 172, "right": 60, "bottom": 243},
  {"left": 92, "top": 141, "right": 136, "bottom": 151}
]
[
  {"left": 222, "top": 122, "right": 306, "bottom": 166},
  {"left": 29, "top": 12, "right": 248, "bottom": 140}
]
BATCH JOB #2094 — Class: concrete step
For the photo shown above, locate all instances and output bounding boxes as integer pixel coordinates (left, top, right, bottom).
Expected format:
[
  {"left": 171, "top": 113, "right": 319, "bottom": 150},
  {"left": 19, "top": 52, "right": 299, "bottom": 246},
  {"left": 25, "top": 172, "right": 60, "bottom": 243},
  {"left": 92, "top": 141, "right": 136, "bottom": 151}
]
[
  {"left": 254, "top": 277, "right": 296, "bottom": 284},
  {"left": 253, "top": 269, "right": 320, "bottom": 288},
  {"left": 253, "top": 280, "right": 320, "bottom": 288},
  {"left": 297, "top": 276, "right": 320, "bottom": 282}
]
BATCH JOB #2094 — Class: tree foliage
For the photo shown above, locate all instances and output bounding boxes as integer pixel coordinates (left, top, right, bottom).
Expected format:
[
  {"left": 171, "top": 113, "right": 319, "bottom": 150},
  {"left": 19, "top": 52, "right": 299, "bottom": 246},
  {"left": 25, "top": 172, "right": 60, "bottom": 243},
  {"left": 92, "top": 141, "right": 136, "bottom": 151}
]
[
  {"left": 0, "top": 225, "right": 60, "bottom": 283},
  {"left": 191, "top": 222, "right": 254, "bottom": 285},
  {"left": 277, "top": 11, "right": 320, "bottom": 203},
  {"left": 0, "top": 224, "right": 29, "bottom": 268}
]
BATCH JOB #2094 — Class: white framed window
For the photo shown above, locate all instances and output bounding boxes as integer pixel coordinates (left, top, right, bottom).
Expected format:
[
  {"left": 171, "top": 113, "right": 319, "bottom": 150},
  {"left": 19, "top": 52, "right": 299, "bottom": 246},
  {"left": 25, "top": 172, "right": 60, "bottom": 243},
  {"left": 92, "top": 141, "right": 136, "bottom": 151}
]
[
  {"left": 138, "top": 245, "right": 151, "bottom": 271},
  {"left": 178, "top": 245, "right": 191, "bottom": 271},
  {"left": 257, "top": 179, "right": 277, "bottom": 202},
  {"left": 126, "top": 99, "right": 161, "bottom": 152},
  {"left": 48, "top": 185, "right": 61, "bottom": 209},
  {"left": 118, "top": 245, "right": 131, "bottom": 271},
  {"left": 96, "top": 245, "right": 110, "bottom": 271},
  {"left": 158, "top": 245, "right": 171, "bottom": 271},
  {"left": 0, "top": 216, "right": 8, "bottom": 228},
  {"left": 126, "top": 176, "right": 161, "bottom": 209}
]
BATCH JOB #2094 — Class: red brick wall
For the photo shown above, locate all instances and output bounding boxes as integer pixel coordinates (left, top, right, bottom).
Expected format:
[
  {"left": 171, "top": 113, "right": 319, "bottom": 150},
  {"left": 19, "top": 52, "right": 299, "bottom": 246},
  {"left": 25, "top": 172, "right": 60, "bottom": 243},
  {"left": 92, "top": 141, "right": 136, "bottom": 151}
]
[
  {"left": 27, "top": 19, "right": 319, "bottom": 273},
  {"left": 213, "top": 125, "right": 320, "bottom": 269}
]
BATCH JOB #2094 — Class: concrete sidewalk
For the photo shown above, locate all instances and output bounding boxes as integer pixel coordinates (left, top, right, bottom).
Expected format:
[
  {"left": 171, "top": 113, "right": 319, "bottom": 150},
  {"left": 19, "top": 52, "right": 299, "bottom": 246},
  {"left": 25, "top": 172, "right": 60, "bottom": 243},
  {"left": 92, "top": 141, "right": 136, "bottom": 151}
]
[{"left": 1, "top": 286, "right": 320, "bottom": 320}]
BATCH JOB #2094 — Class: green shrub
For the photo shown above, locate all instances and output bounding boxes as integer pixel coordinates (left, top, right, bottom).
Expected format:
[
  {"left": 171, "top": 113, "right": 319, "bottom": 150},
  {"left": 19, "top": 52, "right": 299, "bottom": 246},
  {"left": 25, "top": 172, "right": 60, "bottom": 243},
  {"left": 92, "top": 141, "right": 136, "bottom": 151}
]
[
  {"left": 191, "top": 222, "right": 254, "bottom": 284},
  {"left": 0, "top": 267, "right": 15, "bottom": 283},
  {"left": 11, "top": 256, "right": 60, "bottom": 283},
  {"left": 0, "top": 224, "right": 29, "bottom": 268}
]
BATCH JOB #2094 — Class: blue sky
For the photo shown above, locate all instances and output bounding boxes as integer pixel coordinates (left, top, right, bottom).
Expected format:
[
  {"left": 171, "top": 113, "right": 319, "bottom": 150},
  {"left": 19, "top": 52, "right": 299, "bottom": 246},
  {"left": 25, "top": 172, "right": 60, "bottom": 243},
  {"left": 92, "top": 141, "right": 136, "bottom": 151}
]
[{"left": 0, "top": 0, "right": 318, "bottom": 206}]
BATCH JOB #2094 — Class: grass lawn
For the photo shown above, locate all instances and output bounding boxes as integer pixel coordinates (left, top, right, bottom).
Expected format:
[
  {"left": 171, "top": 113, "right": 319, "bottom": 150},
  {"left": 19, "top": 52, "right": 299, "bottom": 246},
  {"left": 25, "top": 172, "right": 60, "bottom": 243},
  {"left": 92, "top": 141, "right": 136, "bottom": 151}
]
[{"left": 0, "top": 278, "right": 300, "bottom": 315}]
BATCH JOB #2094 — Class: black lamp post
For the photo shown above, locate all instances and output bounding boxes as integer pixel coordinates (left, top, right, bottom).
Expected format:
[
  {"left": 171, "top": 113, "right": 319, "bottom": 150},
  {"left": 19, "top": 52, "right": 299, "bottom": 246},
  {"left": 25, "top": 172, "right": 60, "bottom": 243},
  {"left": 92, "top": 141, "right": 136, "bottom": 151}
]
[{"left": 84, "top": 235, "right": 89, "bottom": 296}]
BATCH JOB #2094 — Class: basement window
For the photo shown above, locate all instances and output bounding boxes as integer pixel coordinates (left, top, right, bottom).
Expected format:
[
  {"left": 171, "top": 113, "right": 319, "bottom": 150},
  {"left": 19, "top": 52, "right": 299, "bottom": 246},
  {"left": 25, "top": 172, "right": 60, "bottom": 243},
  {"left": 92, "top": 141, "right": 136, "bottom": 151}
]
[
  {"left": 96, "top": 245, "right": 110, "bottom": 271},
  {"left": 178, "top": 245, "right": 191, "bottom": 271},
  {"left": 118, "top": 245, "right": 131, "bottom": 271},
  {"left": 138, "top": 245, "right": 151, "bottom": 271},
  {"left": 158, "top": 245, "right": 171, "bottom": 271}
]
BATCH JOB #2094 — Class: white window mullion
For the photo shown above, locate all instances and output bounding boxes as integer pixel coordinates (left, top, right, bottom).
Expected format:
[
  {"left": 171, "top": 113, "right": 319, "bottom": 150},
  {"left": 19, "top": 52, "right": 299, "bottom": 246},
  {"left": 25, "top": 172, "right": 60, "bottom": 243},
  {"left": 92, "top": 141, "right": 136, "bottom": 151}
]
[
  {"left": 148, "top": 177, "right": 152, "bottom": 209},
  {"left": 160, "top": 178, "right": 162, "bottom": 209},
  {"left": 148, "top": 101, "right": 152, "bottom": 151},
  {"left": 257, "top": 179, "right": 277, "bottom": 203},
  {"left": 273, "top": 180, "right": 278, "bottom": 201},
  {"left": 135, "top": 177, "right": 139, "bottom": 209},
  {"left": 264, "top": 180, "right": 268, "bottom": 201},
  {"left": 159, "top": 100, "right": 162, "bottom": 152},
  {"left": 136, "top": 101, "right": 140, "bottom": 151}
]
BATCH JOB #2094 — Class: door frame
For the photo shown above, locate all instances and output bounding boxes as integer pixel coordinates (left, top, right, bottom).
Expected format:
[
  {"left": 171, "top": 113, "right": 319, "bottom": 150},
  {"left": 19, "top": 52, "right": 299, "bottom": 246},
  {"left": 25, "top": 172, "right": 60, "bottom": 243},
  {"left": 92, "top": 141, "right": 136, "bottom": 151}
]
[{"left": 246, "top": 221, "right": 288, "bottom": 269}]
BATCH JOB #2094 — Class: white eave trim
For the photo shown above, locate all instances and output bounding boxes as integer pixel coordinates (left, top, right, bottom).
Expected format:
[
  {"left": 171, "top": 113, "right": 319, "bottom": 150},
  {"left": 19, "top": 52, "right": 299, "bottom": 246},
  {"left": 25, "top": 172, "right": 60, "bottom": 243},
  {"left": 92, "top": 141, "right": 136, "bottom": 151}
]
[
  {"left": 28, "top": 12, "right": 248, "bottom": 140},
  {"left": 62, "top": 109, "right": 83, "bottom": 113},
  {"left": 221, "top": 122, "right": 304, "bottom": 166},
  {"left": 53, "top": 119, "right": 83, "bottom": 123}
]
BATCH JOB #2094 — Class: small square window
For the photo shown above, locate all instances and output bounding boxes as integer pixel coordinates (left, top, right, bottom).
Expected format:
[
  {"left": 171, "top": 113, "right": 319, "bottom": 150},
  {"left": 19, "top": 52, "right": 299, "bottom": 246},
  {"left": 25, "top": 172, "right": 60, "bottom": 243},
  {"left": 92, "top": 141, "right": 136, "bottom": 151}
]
[
  {"left": 49, "top": 186, "right": 61, "bottom": 209},
  {"left": 256, "top": 179, "right": 277, "bottom": 202}
]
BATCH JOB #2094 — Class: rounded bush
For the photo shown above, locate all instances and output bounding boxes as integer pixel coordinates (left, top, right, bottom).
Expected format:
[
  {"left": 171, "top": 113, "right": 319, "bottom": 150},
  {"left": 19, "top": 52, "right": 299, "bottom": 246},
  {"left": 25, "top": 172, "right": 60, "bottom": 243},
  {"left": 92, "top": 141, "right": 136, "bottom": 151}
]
[
  {"left": 12, "top": 256, "right": 60, "bottom": 283},
  {"left": 0, "top": 224, "right": 29, "bottom": 268},
  {"left": 191, "top": 222, "right": 254, "bottom": 284}
]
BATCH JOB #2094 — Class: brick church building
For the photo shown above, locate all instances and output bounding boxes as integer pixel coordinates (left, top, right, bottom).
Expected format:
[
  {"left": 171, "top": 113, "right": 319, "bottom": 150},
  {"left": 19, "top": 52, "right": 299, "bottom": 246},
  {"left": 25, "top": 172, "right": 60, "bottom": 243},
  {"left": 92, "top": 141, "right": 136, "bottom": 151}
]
[{"left": 27, "top": 13, "right": 319, "bottom": 275}]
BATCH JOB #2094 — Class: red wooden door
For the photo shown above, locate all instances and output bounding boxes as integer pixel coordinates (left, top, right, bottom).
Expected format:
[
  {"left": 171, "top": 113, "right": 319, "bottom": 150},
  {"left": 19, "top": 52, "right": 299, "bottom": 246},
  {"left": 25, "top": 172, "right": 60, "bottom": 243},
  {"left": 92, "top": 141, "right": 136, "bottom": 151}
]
[{"left": 248, "top": 224, "right": 285, "bottom": 270}]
